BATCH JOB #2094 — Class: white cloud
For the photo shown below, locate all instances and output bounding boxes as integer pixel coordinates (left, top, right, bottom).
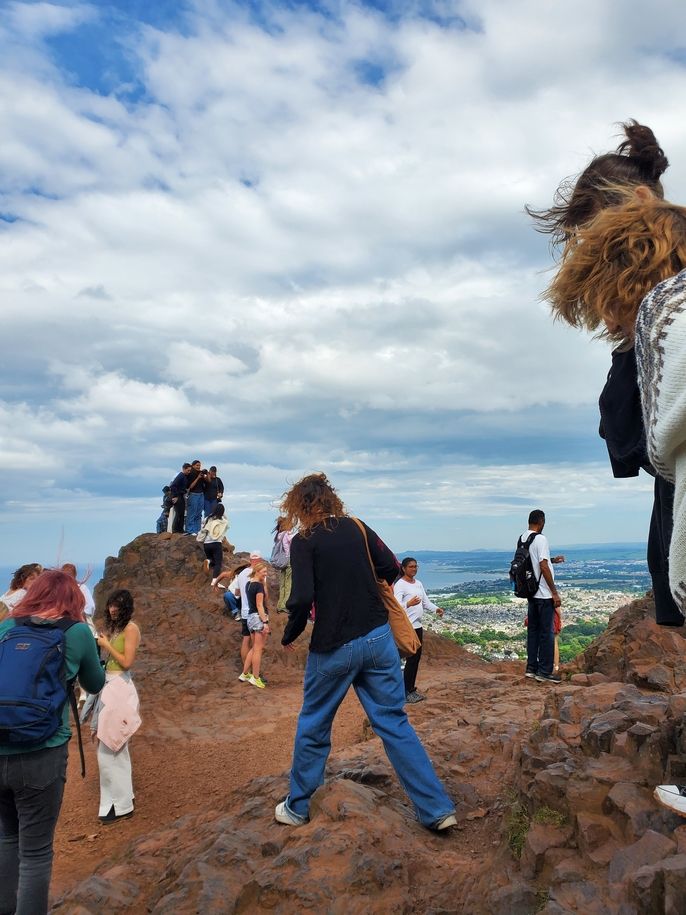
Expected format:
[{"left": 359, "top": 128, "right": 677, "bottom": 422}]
[{"left": 0, "top": 0, "right": 682, "bottom": 559}]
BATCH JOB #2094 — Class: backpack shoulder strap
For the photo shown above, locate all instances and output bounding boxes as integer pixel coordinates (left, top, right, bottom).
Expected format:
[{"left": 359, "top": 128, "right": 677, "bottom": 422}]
[
  {"left": 51, "top": 619, "right": 87, "bottom": 777},
  {"left": 525, "top": 532, "right": 539, "bottom": 548}
]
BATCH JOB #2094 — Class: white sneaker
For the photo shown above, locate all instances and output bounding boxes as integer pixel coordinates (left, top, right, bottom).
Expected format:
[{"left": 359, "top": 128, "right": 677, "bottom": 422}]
[
  {"left": 274, "top": 801, "right": 306, "bottom": 826},
  {"left": 238, "top": 672, "right": 251, "bottom": 682},
  {"left": 433, "top": 813, "right": 458, "bottom": 831},
  {"left": 654, "top": 785, "right": 686, "bottom": 817}
]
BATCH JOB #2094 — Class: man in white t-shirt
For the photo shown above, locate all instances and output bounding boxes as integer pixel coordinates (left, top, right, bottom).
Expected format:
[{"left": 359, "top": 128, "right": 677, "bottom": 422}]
[{"left": 521, "top": 510, "right": 565, "bottom": 684}]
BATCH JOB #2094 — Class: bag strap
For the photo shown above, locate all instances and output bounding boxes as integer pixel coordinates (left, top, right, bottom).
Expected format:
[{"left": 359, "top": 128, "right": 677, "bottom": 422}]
[
  {"left": 524, "top": 532, "right": 543, "bottom": 589},
  {"left": 350, "top": 517, "right": 379, "bottom": 581}
]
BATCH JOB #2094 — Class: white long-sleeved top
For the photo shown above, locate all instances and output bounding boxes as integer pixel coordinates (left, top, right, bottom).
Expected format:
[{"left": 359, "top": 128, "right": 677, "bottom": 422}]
[
  {"left": 80, "top": 583, "right": 95, "bottom": 617},
  {"left": 393, "top": 577, "right": 439, "bottom": 629}
]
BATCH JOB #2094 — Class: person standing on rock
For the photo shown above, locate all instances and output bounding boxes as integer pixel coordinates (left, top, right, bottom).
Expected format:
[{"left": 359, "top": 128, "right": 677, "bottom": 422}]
[
  {"left": 93, "top": 589, "right": 141, "bottom": 825},
  {"left": 530, "top": 120, "right": 683, "bottom": 629},
  {"left": 203, "top": 466, "right": 224, "bottom": 519},
  {"left": 199, "top": 503, "right": 229, "bottom": 587},
  {"left": 236, "top": 552, "right": 263, "bottom": 667},
  {"left": 520, "top": 510, "right": 565, "bottom": 684},
  {"left": 534, "top": 192, "right": 686, "bottom": 814},
  {"left": 393, "top": 557, "right": 444, "bottom": 704},
  {"left": 0, "top": 570, "right": 105, "bottom": 915},
  {"left": 185, "top": 459, "right": 205, "bottom": 535},
  {"left": 238, "top": 560, "right": 271, "bottom": 688},
  {"left": 271, "top": 516, "right": 295, "bottom": 613},
  {"left": 169, "top": 462, "right": 192, "bottom": 533},
  {"left": 275, "top": 472, "right": 457, "bottom": 832}
]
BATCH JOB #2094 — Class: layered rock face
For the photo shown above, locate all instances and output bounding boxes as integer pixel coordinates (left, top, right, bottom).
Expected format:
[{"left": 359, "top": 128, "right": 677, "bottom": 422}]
[{"left": 54, "top": 536, "right": 686, "bottom": 914}]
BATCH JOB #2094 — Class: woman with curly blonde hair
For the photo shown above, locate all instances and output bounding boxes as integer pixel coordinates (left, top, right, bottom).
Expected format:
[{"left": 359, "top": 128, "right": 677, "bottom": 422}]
[
  {"left": 531, "top": 120, "right": 683, "bottom": 628},
  {"left": 275, "top": 472, "right": 456, "bottom": 831}
]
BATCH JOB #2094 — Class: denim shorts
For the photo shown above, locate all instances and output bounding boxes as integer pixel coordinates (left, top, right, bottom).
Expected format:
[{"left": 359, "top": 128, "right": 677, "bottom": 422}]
[{"left": 247, "top": 612, "right": 265, "bottom": 633}]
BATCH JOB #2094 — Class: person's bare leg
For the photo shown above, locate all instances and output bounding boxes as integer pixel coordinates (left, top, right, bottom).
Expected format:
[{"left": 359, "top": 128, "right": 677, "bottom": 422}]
[{"left": 251, "top": 632, "right": 266, "bottom": 679}]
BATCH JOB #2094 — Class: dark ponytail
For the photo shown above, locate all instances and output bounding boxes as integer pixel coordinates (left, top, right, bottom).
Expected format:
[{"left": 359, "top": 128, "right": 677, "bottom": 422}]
[{"left": 527, "top": 120, "right": 669, "bottom": 249}]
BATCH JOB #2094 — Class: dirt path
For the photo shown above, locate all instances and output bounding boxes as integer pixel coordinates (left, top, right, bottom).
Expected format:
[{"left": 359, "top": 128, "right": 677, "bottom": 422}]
[
  {"left": 52, "top": 675, "right": 368, "bottom": 899},
  {"left": 51, "top": 653, "right": 543, "bottom": 908}
]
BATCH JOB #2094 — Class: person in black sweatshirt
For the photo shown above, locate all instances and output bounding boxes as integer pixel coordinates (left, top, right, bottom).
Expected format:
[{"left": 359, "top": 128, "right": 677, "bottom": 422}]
[{"left": 274, "top": 472, "right": 456, "bottom": 832}]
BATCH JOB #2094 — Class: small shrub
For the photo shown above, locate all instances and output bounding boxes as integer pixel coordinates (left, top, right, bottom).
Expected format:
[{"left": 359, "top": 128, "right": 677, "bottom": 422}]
[
  {"left": 506, "top": 799, "right": 530, "bottom": 859},
  {"left": 532, "top": 806, "right": 566, "bottom": 828}
]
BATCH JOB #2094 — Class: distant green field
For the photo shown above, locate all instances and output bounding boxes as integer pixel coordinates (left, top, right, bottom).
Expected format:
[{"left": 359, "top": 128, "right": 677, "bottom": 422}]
[
  {"left": 443, "top": 618, "right": 607, "bottom": 663},
  {"left": 441, "top": 593, "right": 510, "bottom": 608}
]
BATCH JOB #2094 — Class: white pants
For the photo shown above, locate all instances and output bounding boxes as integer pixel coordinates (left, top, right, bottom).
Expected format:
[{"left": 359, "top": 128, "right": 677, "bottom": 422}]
[{"left": 97, "top": 740, "right": 134, "bottom": 816}]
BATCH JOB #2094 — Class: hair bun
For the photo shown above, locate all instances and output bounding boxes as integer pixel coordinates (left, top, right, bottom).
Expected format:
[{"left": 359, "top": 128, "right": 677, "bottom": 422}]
[{"left": 617, "top": 119, "right": 669, "bottom": 181}]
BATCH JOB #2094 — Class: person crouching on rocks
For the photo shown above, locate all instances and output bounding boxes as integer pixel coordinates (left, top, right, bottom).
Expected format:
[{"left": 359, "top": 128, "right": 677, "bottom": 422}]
[
  {"left": 275, "top": 472, "right": 457, "bottom": 831},
  {"left": 393, "top": 557, "right": 444, "bottom": 704},
  {"left": 199, "top": 503, "right": 229, "bottom": 586},
  {"left": 93, "top": 589, "right": 141, "bottom": 824},
  {"left": 238, "top": 560, "right": 271, "bottom": 689}
]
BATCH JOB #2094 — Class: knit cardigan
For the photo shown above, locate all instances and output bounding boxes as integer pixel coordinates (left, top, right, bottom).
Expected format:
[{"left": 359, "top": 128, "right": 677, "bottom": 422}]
[{"left": 636, "top": 269, "right": 686, "bottom": 615}]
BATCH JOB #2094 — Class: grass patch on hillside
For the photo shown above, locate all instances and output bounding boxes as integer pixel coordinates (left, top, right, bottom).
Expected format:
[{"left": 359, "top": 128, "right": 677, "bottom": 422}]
[
  {"left": 506, "top": 800, "right": 567, "bottom": 859},
  {"left": 444, "top": 618, "right": 607, "bottom": 663}
]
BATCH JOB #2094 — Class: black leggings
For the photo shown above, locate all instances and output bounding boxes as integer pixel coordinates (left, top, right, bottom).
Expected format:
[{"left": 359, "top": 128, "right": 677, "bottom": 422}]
[
  {"left": 649, "top": 475, "right": 683, "bottom": 626},
  {"left": 403, "top": 627, "right": 423, "bottom": 695},
  {"left": 203, "top": 542, "right": 223, "bottom": 578}
]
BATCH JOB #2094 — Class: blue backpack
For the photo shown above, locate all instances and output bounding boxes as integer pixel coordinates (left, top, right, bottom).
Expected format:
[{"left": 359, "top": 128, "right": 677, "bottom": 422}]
[{"left": 0, "top": 617, "right": 86, "bottom": 774}]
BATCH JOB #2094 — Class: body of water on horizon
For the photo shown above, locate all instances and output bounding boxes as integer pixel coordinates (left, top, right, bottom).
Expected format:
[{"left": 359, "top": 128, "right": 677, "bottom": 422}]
[{"left": 1, "top": 544, "right": 650, "bottom": 600}]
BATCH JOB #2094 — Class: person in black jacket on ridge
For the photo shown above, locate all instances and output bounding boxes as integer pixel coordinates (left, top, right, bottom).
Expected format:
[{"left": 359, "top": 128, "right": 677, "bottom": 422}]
[{"left": 274, "top": 472, "right": 456, "bottom": 832}]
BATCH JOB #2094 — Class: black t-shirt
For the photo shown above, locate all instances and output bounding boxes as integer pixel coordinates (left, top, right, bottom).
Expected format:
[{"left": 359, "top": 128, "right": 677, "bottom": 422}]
[
  {"left": 187, "top": 469, "right": 204, "bottom": 494},
  {"left": 246, "top": 581, "right": 265, "bottom": 615},
  {"left": 204, "top": 476, "right": 223, "bottom": 500},
  {"left": 283, "top": 516, "right": 399, "bottom": 652}
]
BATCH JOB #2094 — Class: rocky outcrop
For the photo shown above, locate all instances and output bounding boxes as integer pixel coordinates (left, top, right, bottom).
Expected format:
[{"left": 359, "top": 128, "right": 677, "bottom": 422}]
[
  {"left": 52, "top": 535, "right": 686, "bottom": 914},
  {"left": 576, "top": 597, "right": 686, "bottom": 692}
]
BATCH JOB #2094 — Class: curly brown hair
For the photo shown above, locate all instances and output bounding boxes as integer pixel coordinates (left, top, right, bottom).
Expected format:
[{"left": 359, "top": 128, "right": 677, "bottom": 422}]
[
  {"left": 280, "top": 473, "right": 346, "bottom": 536},
  {"left": 527, "top": 120, "right": 669, "bottom": 251},
  {"left": 544, "top": 194, "right": 686, "bottom": 341}
]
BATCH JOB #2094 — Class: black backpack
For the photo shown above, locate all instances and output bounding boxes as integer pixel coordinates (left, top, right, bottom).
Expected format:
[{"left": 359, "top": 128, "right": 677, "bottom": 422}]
[{"left": 509, "top": 533, "right": 542, "bottom": 599}]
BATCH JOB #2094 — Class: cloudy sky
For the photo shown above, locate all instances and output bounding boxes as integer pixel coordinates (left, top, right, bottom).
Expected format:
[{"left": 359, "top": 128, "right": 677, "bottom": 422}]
[{"left": 2, "top": 0, "right": 685, "bottom": 567}]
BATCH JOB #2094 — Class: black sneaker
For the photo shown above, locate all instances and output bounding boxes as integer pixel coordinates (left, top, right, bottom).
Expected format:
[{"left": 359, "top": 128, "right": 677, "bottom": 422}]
[
  {"left": 535, "top": 672, "right": 561, "bottom": 683},
  {"left": 406, "top": 691, "right": 426, "bottom": 704},
  {"left": 99, "top": 805, "right": 134, "bottom": 825},
  {"left": 525, "top": 670, "right": 537, "bottom": 679}
]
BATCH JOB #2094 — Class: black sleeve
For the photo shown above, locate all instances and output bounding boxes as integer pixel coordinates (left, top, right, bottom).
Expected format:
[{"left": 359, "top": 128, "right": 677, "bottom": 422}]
[
  {"left": 362, "top": 521, "right": 400, "bottom": 586},
  {"left": 170, "top": 473, "right": 185, "bottom": 497},
  {"left": 217, "top": 477, "right": 224, "bottom": 496},
  {"left": 283, "top": 535, "right": 313, "bottom": 645}
]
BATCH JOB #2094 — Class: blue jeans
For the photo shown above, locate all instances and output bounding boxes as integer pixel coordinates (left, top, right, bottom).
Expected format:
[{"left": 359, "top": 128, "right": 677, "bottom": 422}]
[
  {"left": 285, "top": 623, "right": 454, "bottom": 828},
  {"left": 185, "top": 492, "right": 204, "bottom": 533},
  {"left": 0, "top": 743, "right": 68, "bottom": 915},
  {"left": 204, "top": 498, "right": 218, "bottom": 519},
  {"left": 223, "top": 591, "right": 239, "bottom": 617},
  {"left": 526, "top": 597, "right": 555, "bottom": 676}
]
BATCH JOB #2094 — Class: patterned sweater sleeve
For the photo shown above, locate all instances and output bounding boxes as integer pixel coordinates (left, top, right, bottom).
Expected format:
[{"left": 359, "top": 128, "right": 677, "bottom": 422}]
[{"left": 636, "top": 270, "right": 686, "bottom": 616}]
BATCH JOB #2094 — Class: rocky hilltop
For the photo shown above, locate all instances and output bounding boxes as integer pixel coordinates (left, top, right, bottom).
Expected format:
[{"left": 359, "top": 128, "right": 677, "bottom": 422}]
[{"left": 51, "top": 535, "right": 686, "bottom": 914}]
